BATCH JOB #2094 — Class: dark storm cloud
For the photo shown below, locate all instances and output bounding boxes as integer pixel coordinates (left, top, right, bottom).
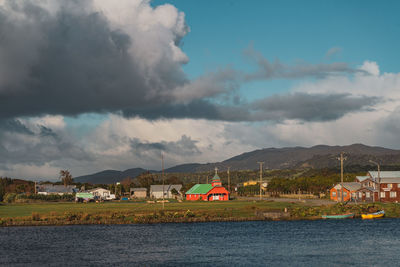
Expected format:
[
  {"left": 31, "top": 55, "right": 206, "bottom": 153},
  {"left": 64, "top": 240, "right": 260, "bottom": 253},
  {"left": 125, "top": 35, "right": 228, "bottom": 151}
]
[
  {"left": 0, "top": 119, "right": 34, "bottom": 135},
  {"left": 0, "top": 1, "right": 185, "bottom": 119},
  {"left": 123, "top": 93, "right": 380, "bottom": 122},
  {"left": 251, "top": 93, "right": 380, "bottom": 122},
  {"left": 130, "top": 135, "right": 200, "bottom": 156}
]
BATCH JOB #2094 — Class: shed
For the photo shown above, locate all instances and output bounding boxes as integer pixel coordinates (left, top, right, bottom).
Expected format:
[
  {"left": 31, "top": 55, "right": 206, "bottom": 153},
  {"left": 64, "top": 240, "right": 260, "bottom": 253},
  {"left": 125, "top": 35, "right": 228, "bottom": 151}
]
[{"left": 130, "top": 188, "right": 147, "bottom": 198}]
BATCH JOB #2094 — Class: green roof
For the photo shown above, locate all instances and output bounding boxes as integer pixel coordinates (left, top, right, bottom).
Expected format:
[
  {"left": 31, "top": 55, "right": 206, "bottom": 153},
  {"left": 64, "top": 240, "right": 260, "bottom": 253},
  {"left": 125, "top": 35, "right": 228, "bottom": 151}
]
[
  {"left": 211, "top": 173, "right": 221, "bottom": 181},
  {"left": 186, "top": 184, "right": 213, "bottom": 194},
  {"left": 76, "top": 192, "right": 94, "bottom": 198}
]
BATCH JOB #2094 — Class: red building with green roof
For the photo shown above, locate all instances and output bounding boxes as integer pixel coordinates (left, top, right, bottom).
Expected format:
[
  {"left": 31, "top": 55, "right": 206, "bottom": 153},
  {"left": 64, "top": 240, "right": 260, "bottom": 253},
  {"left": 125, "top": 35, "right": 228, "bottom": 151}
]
[{"left": 186, "top": 168, "right": 229, "bottom": 201}]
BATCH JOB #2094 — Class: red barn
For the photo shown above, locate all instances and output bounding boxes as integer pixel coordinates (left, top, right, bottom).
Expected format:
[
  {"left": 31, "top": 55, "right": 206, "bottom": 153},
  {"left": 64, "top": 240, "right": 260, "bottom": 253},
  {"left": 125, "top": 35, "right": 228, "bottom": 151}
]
[{"left": 186, "top": 169, "right": 229, "bottom": 201}]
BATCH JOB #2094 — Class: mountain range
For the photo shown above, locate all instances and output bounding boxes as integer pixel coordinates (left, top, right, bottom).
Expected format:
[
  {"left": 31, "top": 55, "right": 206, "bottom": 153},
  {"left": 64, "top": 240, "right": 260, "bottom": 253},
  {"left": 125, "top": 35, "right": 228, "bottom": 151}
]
[{"left": 74, "top": 144, "right": 400, "bottom": 184}]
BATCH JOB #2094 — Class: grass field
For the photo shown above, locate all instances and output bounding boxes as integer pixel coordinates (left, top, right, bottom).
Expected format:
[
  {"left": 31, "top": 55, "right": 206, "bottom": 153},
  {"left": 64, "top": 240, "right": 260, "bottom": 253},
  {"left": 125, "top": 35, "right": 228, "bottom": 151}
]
[
  {"left": 0, "top": 200, "right": 296, "bottom": 218},
  {"left": 1, "top": 200, "right": 399, "bottom": 226}
]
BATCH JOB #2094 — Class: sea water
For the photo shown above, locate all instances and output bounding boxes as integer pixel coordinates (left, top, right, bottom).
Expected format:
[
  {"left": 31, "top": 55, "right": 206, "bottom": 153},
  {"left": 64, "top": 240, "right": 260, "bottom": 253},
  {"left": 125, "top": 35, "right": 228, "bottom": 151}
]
[{"left": 1, "top": 219, "right": 400, "bottom": 266}]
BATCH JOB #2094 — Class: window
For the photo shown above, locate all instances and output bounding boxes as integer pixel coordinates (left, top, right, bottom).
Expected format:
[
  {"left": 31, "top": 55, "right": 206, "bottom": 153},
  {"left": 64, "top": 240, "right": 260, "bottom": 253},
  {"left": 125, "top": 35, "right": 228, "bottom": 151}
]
[
  {"left": 343, "top": 192, "right": 347, "bottom": 197},
  {"left": 332, "top": 191, "right": 336, "bottom": 197},
  {"left": 366, "top": 192, "right": 370, "bottom": 198},
  {"left": 381, "top": 192, "right": 386, "bottom": 198},
  {"left": 388, "top": 184, "right": 393, "bottom": 189},
  {"left": 359, "top": 192, "right": 362, "bottom": 198},
  {"left": 390, "top": 191, "right": 397, "bottom": 198}
]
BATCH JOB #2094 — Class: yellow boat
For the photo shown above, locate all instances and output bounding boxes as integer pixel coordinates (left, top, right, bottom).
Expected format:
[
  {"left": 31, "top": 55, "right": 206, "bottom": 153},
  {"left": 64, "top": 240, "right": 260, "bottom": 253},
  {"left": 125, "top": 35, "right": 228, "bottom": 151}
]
[{"left": 361, "top": 210, "right": 385, "bottom": 219}]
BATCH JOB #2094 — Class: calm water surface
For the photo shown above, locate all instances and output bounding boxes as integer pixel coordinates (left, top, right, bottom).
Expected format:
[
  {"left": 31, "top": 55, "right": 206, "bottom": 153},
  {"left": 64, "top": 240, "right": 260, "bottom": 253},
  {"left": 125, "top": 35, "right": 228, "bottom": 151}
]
[{"left": 1, "top": 219, "right": 400, "bottom": 266}]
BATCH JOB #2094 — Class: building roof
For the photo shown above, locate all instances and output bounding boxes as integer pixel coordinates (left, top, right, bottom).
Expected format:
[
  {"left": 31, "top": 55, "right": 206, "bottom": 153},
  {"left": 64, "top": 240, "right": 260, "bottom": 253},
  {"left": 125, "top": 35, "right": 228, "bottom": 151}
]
[
  {"left": 131, "top": 188, "right": 147, "bottom": 191},
  {"left": 368, "top": 171, "right": 400, "bottom": 179},
  {"left": 356, "top": 186, "right": 377, "bottom": 192},
  {"left": 38, "top": 184, "right": 76, "bottom": 193},
  {"left": 88, "top": 187, "right": 109, "bottom": 192},
  {"left": 379, "top": 177, "right": 400, "bottom": 183},
  {"left": 150, "top": 184, "right": 182, "bottom": 193},
  {"left": 343, "top": 182, "right": 362, "bottom": 191},
  {"left": 334, "top": 182, "right": 361, "bottom": 191},
  {"left": 186, "top": 184, "right": 213, "bottom": 194},
  {"left": 356, "top": 176, "right": 369, "bottom": 182}
]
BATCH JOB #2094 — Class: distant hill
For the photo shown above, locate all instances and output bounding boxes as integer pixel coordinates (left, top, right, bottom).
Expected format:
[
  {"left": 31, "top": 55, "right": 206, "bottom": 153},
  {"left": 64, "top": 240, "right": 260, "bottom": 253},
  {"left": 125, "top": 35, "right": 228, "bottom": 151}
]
[
  {"left": 74, "top": 144, "right": 400, "bottom": 184},
  {"left": 166, "top": 144, "right": 400, "bottom": 172},
  {"left": 74, "top": 168, "right": 155, "bottom": 184}
]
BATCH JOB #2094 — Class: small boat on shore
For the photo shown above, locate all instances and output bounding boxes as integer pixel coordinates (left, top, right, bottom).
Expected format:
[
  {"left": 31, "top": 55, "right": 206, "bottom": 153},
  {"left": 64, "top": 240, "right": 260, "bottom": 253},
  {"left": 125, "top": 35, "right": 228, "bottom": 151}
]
[
  {"left": 322, "top": 213, "right": 354, "bottom": 219},
  {"left": 361, "top": 210, "right": 385, "bottom": 219}
]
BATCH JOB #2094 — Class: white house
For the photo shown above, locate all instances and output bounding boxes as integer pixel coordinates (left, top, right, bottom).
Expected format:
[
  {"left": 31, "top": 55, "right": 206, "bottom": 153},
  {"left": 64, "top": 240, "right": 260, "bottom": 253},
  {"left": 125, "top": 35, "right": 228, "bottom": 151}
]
[
  {"left": 150, "top": 184, "right": 182, "bottom": 199},
  {"left": 88, "top": 187, "right": 115, "bottom": 200}
]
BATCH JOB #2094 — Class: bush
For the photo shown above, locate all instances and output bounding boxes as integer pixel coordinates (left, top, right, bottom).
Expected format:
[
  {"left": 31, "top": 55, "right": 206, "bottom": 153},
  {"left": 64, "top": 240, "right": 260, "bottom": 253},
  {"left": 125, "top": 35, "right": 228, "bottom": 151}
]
[
  {"left": 4, "top": 193, "right": 16, "bottom": 203},
  {"left": 15, "top": 194, "right": 74, "bottom": 202},
  {"left": 31, "top": 212, "right": 41, "bottom": 221}
]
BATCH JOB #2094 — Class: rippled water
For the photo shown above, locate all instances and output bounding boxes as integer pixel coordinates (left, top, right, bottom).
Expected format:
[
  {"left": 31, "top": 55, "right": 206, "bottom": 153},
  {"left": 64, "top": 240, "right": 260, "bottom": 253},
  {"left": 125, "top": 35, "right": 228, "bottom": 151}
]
[{"left": 1, "top": 219, "right": 400, "bottom": 266}]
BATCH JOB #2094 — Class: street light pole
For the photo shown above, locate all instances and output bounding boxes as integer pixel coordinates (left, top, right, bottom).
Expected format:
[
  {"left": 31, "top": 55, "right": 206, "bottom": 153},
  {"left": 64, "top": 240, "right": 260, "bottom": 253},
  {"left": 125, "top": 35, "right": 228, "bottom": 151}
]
[
  {"left": 227, "top": 166, "right": 231, "bottom": 193},
  {"left": 337, "top": 153, "right": 346, "bottom": 202},
  {"left": 369, "top": 160, "right": 381, "bottom": 202}
]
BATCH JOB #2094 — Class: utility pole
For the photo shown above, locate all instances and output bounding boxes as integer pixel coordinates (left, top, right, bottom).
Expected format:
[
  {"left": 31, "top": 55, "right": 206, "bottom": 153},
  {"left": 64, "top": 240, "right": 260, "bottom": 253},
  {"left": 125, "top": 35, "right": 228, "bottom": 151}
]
[
  {"left": 257, "top": 162, "right": 264, "bottom": 200},
  {"left": 162, "top": 152, "right": 165, "bottom": 209},
  {"left": 337, "top": 153, "right": 347, "bottom": 202},
  {"left": 369, "top": 160, "right": 381, "bottom": 202},
  {"left": 227, "top": 167, "right": 231, "bottom": 193}
]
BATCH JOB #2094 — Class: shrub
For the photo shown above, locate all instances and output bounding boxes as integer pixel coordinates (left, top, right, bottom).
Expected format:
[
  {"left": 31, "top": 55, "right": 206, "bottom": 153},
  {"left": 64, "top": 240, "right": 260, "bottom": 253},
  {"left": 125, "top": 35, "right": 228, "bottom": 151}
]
[
  {"left": 4, "top": 193, "right": 16, "bottom": 203},
  {"left": 185, "top": 210, "right": 195, "bottom": 218},
  {"left": 17, "top": 194, "right": 74, "bottom": 202}
]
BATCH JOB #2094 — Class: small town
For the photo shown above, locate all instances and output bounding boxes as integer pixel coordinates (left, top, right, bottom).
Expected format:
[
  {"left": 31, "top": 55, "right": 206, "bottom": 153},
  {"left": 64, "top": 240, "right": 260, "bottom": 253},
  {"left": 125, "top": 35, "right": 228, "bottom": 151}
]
[
  {"left": 2, "top": 158, "right": 400, "bottom": 225},
  {"left": 1, "top": 0, "right": 398, "bottom": 265}
]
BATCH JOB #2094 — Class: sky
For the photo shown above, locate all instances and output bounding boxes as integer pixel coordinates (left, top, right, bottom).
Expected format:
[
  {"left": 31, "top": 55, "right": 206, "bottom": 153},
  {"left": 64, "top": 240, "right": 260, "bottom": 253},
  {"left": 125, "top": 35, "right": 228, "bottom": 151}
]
[{"left": 0, "top": 0, "right": 399, "bottom": 180}]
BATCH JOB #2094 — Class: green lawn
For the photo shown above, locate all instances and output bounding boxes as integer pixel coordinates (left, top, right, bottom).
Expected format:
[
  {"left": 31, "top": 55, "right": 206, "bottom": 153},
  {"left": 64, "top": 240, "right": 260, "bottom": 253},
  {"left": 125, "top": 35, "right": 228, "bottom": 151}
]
[{"left": 0, "top": 200, "right": 297, "bottom": 218}]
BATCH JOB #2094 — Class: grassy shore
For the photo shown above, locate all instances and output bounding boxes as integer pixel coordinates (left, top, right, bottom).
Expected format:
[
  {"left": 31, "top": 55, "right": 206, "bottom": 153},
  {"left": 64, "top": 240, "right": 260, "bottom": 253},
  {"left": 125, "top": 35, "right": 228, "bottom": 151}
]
[{"left": 1, "top": 200, "right": 399, "bottom": 226}]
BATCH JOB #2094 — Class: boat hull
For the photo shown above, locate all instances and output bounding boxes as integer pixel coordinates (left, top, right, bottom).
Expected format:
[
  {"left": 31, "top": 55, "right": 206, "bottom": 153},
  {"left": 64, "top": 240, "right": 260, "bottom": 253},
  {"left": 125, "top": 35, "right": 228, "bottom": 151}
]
[{"left": 322, "top": 213, "right": 354, "bottom": 219}]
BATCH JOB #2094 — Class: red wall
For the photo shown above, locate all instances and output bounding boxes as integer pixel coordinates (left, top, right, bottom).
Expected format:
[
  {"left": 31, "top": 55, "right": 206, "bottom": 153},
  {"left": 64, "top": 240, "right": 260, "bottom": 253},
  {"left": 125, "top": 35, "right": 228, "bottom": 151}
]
[
  {"left": 330, "top": 187, "right": 352, "bottom": 202},
  {"left": 186, "top": 186, "right": 229, "bottom": 201}
]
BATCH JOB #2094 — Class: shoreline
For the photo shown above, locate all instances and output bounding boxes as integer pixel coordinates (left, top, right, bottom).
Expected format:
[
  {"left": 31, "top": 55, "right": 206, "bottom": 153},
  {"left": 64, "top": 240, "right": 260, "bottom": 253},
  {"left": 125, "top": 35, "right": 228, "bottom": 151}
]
[{"left": 1, "top": 200, "right": 399, "bottom": 227}]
